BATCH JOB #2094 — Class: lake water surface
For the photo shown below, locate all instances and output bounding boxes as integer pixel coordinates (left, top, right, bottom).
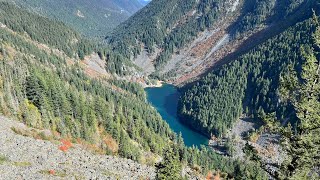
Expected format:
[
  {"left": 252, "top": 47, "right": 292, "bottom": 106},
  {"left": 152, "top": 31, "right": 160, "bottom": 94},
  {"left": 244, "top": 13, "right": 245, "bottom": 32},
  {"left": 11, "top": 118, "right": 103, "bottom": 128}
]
[{"left": 145, "top": 84, "right": 208, "bottom": 147}]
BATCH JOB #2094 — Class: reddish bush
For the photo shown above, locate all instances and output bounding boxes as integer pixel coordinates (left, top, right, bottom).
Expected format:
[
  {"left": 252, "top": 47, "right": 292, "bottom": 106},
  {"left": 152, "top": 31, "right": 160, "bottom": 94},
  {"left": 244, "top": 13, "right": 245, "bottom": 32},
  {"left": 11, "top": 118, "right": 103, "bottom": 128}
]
[
  {"left": 59, "top": 145, "right": 68, "bottom": 152},
  {"left": 58, "top": 139, "right": 73, "bottom": 152},
  {"left": 61, "top": 139, "right": 72, "bottom": 148},
  {"left": 49, "top": 170, "right": 55, "bottom": 175},
  {"left": 103, "top": 135, "right": 119, "bottom": 153},
  {"left": 206, "top": 171, "right": 213, "bottom": 180}
]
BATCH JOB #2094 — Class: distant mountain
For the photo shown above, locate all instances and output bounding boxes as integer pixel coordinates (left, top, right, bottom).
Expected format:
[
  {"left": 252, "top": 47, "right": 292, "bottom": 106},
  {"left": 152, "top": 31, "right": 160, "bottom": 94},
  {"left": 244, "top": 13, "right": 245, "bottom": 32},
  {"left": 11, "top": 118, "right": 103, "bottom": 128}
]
[
  {"left": 114, "top": 0, "right": 148, "bottom": 14},
  {"left": 2, "top": 0, "right": 147, "bottom": 37},
  {"left": 138, "top": 0, "right": 152, "bottom": 6}
]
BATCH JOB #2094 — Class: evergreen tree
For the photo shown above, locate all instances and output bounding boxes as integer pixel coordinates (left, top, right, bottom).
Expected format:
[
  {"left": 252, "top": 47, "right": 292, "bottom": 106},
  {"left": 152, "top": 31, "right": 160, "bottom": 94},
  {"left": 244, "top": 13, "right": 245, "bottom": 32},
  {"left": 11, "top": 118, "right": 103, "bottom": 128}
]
[
  {"left": 156, "top": 145, "right": 182, "bottom": 180},
  {"left": 278, "top": 13, "right": 320, "bottom": 179}
]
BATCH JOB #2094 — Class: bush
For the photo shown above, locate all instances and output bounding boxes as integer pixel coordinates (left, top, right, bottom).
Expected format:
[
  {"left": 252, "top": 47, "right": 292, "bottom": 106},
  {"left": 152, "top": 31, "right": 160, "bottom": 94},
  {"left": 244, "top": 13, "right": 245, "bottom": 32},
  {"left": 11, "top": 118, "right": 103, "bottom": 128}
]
[{"left": 0, "top": 155, "right": 8, "bottom": 164}]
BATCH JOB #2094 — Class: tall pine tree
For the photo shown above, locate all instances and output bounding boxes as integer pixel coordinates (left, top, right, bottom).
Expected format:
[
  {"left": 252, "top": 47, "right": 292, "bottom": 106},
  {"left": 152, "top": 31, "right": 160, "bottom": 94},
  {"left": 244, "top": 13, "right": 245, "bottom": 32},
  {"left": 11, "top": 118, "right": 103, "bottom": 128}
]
[
  {"left": 279, "top": 11, "right": 320, "bottom": 179},
  {"left": 156, "top": 145, "right": 182, "bottom": 180}
]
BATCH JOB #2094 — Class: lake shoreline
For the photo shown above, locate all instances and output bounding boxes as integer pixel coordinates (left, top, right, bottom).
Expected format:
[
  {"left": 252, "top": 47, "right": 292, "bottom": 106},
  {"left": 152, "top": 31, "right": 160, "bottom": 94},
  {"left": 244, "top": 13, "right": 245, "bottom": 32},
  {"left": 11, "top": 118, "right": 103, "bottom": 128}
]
[
  {"left": 144, "top": 80, "right": 164, "bottom": 88},
  {"left": 145, "top": 84, "right": 209, "bottom": 147}
]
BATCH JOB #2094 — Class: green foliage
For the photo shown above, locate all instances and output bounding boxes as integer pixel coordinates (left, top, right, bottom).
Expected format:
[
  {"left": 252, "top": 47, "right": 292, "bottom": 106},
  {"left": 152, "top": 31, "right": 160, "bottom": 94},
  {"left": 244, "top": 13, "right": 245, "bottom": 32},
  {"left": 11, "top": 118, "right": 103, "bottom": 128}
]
[
  {"left": 0, "top": 2, "right": 94, "bottom": 59},
  {"left": 109, "top": 0, "right": 231, "bottom": 69},
  {"left": 109, "top": 0, "right": 311, "bottom": 71},
  {"left": 0, "top": 155, "right": 8, "bottom": 165},
  {"left": 276, "top": 13, "right": 320, "bottom": 179},
  {"left": 243, "top": 142, "right": 261, "bottom": 162},
  {"left": 181, "top": 145, "right": 267, "bottom": 179},
  {"left": 0, "top": 5, "right": 174, "bottom": 160},
  {"left": 0, "top": 2, "right": 277, "bottom": 179},
  {"left": 0, "top": 2, "right": 140, "bottom": 76},
  {"left": 0, "top": 17, "right": 267, "bottom": 179},
  {"left": 232, "top": 0, "right": 277, "bottom": 37},
  {"left": 156, "top": 145, "right": 182, "bottom": 180},
  {"left": 2, "top": 0, "right": 145, "bottom": 37},
  {"left": 154, "top": 138, "right": 267, "bottom": 179},
  {"left": 21, "top": 99, "right": 43, "bottom": 129},
  {"left": 232, "top": 0, "right": 306, "bottom": 37},
  {"left": 178, "top": 14, "right": 315, "bottom": 137}
]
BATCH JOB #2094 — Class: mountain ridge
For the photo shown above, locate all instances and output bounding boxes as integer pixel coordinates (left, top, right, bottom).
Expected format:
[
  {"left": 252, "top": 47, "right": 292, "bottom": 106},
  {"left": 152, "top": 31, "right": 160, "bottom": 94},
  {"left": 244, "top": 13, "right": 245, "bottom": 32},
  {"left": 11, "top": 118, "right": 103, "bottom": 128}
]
[
  {"left": 2, "top": 0, "right": 147, "bottom": 37},
  {"left": 108, "top": 0, "right": 311, "bottom": 85}
]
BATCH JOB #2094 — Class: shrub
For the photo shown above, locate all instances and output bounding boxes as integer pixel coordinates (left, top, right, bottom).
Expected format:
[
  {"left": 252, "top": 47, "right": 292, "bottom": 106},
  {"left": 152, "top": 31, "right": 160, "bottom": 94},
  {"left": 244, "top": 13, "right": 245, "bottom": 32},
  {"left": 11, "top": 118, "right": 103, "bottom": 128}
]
[
  {"left": 13, "top": 161, "right": 31, "bottom": 167},
  {"left": 0, "top": 155, "right": 8, "bottom": 164},
  {"left": 49, "top": 170, "right": 55, "bottom": 175},
  {"left": 59, "top": 139, "right": 73, "bottom": 152}
]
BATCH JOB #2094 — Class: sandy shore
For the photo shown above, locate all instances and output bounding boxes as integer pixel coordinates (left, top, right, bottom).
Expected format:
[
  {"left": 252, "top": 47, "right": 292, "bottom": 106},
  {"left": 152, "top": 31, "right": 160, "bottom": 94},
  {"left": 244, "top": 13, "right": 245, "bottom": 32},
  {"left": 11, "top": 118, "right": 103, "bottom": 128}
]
[{"left": 144, "top": 80, "right": 164, "bottom": 88}]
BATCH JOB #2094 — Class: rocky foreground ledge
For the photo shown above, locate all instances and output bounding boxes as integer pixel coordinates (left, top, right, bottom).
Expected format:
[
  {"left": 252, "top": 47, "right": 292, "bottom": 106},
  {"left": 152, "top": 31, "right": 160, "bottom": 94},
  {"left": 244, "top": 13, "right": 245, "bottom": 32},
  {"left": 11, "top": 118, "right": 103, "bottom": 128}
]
[{"left": 0, "top": 116, "right": 156, "bottom": 179}]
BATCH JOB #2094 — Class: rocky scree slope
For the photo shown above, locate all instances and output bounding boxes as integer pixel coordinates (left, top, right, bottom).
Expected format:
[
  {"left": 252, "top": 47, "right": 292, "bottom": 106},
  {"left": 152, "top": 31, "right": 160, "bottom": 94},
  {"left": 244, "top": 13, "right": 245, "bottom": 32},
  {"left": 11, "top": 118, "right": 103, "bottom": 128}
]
[{"left": 0, "top": 116, "right": 156, "bottom": 179}]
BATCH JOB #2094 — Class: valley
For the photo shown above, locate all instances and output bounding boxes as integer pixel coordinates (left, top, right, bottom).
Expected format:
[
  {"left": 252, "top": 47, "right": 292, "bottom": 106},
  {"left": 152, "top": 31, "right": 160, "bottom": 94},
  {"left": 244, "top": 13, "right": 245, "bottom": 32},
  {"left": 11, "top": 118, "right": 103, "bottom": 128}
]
[
  {"left": 1, "top": 0, "right": 148, "bottom": 37},
  {"left": 0, "top": 0, "right": 320, "bottom": 179}
]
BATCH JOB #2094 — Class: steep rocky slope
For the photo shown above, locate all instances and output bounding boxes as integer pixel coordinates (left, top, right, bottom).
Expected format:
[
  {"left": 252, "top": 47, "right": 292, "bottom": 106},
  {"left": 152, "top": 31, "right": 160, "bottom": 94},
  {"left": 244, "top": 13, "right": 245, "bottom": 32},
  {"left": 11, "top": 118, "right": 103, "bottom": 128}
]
[
  {"left": 178, "top": 11, "right": 316, "bottom": 137},
  {"left": 109, "top": 0, "right": 311, "bottom": 84},
  {"left": 0, "top": 116, "right": 156, "bottom": 179},
  {"left": 178, "top": 4, "right": 320, "bottom": 178}
]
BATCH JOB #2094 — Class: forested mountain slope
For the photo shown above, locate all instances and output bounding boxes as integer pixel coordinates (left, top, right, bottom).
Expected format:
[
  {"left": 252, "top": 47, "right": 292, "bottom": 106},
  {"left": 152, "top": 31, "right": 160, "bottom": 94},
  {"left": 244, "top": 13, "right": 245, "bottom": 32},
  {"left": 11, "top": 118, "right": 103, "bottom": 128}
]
[
  {"left": 2, "top": 0, "right": 147, "bottom": 37},
  {"left": 179, "top": 16, "right": 316, "bottom": 137},
  {"left": 0, "top": 2, "right": 173, "bottom": 162},
  {"left": 108, "top": 0, "right": 312, "bottom": 83},
  {"left": 178, "top": 4, "right": 320, "bottom": 179},
  {"left": 0, "top": 2, "right": 269, "bottom": 179}
]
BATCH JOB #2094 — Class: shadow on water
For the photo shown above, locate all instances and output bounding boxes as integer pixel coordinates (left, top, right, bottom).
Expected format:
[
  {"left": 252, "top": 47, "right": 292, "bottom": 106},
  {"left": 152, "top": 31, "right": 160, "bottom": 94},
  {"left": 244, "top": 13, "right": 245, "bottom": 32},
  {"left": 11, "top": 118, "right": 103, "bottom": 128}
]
[
  {"left": 163, "top": 92, "right": 179, "bottom": 118},
  {"left": 145, "top": 84, "right": 208, "bottom": 147}
]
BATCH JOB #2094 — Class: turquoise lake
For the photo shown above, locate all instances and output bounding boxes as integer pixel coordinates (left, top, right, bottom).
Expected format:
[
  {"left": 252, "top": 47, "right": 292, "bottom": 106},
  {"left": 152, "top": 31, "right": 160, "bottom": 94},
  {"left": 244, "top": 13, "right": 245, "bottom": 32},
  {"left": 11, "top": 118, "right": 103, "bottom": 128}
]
[{"left": 145, "top": 84, "right": 208, "bottom": 147}]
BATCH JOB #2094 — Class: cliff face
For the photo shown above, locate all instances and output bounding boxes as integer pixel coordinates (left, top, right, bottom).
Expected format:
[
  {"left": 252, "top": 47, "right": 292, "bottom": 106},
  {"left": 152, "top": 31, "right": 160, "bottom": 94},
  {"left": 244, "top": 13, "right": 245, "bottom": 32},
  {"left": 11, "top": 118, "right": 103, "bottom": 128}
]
[{"left": 0, "top": 116, "right": 156, "bottom": 179}]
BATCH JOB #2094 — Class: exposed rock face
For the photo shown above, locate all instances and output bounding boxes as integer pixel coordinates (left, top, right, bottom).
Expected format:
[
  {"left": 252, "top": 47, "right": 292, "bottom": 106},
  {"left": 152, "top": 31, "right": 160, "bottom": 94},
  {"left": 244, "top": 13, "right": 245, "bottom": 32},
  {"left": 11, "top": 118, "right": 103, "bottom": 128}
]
[
  {"left": 0, "top": 116, "right": 156, "bottom": 179},
  {"left": 228, "top": 117, "right": 286, "bottom": 179}
]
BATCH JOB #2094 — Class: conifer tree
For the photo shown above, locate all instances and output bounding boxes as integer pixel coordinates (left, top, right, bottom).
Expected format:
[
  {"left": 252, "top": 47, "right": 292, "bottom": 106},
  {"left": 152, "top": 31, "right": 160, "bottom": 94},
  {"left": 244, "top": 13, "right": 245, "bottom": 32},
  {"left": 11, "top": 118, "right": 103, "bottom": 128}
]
[
  {"left": 156, "top": 145, "right": 182, "bottom": 180},
  {"left": 279, "top": 12, "right": 320, "bottom": 179}
]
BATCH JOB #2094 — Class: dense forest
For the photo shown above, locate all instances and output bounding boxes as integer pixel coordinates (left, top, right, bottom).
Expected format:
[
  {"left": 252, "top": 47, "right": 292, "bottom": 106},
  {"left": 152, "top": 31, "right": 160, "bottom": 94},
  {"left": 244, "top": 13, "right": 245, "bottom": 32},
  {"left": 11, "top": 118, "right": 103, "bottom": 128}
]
[
  {"left": 108, "top": 0, "right": 234, "bottom": 69},
  {"left": 108, "top": 0, "right": 311, "bottom": 72},
  {"left": 231, "top": 0, "right": 306, "bottom": 37},
  {"left": 2, "top": 0, "right": 145, "bottom": 37},
  {"left": 0, "top": 2, "right": 269, "bottom": 179},
  {"left": 156, "top": 141, "right": 267, "bottom": 179},
  {"left": 0, "top": 2, "right": 136, "bottom": 76},
  {"left": 177, "top": 5, "right": 320, "bottom": 179},
  {"left": 0, "top": 2, "right": 95, "bottom": 59},
  {"left": 275, "top": 15, "right": 320, "bottom": 178},
  {"left": 0, "top": 2, "right": 174, "bottom": 161},
  {"left": 178, "top": 7, "right": 317, "bottom": 137}
]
